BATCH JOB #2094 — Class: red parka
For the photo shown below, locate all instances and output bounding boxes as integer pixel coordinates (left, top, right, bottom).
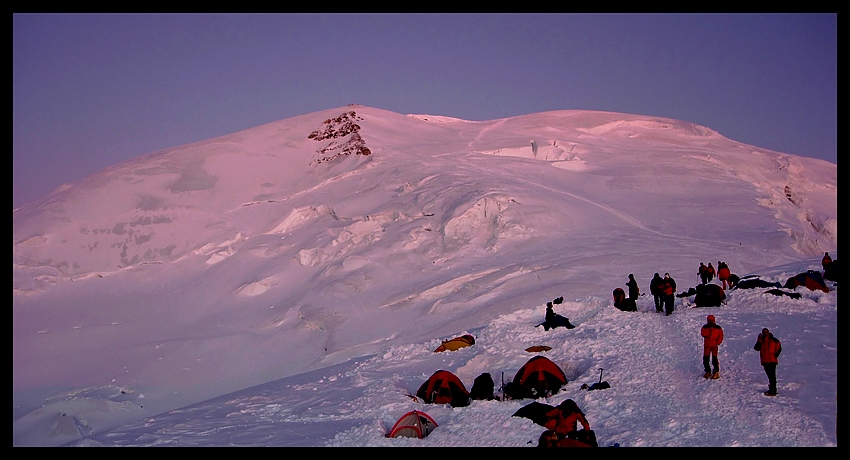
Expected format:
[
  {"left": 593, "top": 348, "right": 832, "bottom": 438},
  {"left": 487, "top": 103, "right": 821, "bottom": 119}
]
[
  {"left": 545, "top": 407, "right": 591, "bottom": 438},
  {"left": 701, "top": 316, "right": 724, "bottom": 356},
  {"left": 754, "top": 330, "right": 782, "bottom": 365}
]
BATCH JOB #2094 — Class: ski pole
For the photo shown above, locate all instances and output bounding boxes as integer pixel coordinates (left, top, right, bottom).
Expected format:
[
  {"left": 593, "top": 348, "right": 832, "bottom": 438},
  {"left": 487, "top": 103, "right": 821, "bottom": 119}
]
[{"left": 598, "top": 368, "right": 604, "bottom": 384}]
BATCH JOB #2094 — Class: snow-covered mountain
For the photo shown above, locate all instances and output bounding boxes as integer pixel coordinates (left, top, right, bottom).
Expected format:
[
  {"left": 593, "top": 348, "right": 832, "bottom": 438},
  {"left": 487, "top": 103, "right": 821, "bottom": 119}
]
[{"left": 12, "top": 106, "right": 837, "bottom": 446}]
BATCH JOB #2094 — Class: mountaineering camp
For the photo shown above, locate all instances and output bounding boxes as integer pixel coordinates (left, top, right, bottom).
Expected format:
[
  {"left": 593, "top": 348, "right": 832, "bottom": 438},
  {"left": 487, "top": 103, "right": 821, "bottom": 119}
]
[{"left": 388, "top": 254, "right": 835, "bottom": 446}]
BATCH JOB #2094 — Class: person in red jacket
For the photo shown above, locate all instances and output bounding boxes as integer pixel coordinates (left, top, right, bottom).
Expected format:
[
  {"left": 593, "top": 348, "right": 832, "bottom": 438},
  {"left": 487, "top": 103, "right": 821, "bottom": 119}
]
[
  {"left": 660, "top": 273, "right": 676, "bottom": 315},
  {"left": 545, "top": 399, "right": 591, "bottom": 440},
  {"left": 717, "top": 262, "right": 732, "bottom": 290},
  {"left": 701, "top": 315, "right": 724, "bottom": 379},
  {"left": 537, "top": 429, "right": 559, "bottom": 447},
  {"left": 822, "top": 252, "right": 832, "bottom": 270},
  {"left": 754, "top": 328, "right": 782, "bottom": 396}
]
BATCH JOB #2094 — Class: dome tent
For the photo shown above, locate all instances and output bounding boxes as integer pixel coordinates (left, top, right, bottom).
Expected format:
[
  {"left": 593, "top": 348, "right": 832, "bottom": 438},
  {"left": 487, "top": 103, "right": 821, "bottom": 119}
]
[
  {"left": 504, "top": 356, "right": 568, "bottom": 400},
  {"left": 784, "top": 270, "right": 829, "bottom": 293},
  {"left": 694, "top": 283, "right": 726, "bottom": 307},
  {"left": 387, "top": 410, "right": 438, "bottom": 439},
  {"left": 415, "top": 370, "right": 470, "bottom": 407},
  {"left": 433, "top": 334, "right": 475, "bottom": 353}
]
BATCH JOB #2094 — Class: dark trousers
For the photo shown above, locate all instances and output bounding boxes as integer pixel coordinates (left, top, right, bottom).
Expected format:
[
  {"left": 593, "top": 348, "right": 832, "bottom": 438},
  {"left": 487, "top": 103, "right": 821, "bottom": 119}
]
[
  {"left": 763, "top": 363, "right": 777, "bottom": 393},
  {"left": 654, "top": 295, "right": 663, "bottom": 312},
  {"left": 703, "top": 355, "right": 719, "bottom": 374},
  {"left": 664, "top": 295, "right": 675, "bottom": 315}
]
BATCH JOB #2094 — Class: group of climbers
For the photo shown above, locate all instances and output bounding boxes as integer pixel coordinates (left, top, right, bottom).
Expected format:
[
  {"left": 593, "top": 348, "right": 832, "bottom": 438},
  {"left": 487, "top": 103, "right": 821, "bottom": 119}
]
[
  {"left": 401, "top": 251, "right": 828, "bottom": 445},
  {"left": 630, "top": 272, "right": 677, "bottom": 315},
  {"left": 610, "top": 259, "right": 788, "bottom": 394},
  {"left": 698, "top": 315, "right": 782, "bottom": 395},
  {"left": 529, "top": 254, "right": 822, "bottom": 446},
  {"left": 622, "top": 261, "right": 736, "bottom": 315}
]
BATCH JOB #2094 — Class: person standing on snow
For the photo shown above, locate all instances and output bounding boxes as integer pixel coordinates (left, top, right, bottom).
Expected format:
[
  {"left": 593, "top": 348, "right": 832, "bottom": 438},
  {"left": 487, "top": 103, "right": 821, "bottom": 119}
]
[
  {"left": 701, "top": 315, "right": 724, "bottom": 379},
  {"left": 660, "top": 273, "right": 676, "bottom": 315},
  {"left": 822, "top": 252, "right": 832, "bottom": 271},
  {"left": 626, "top": 274, "right": 640, "bottom": 301},
  {"left": 650, "top": 273, "right": 664, "bottom": 313},
  {"left": 698, "top": 262, "right": 709, "bottom": 285},
  {"left": 754, "top": 328, "right": 782, "bottom": 396},
  {"left": 717, "top": 261, "right": 732, "bottom": 290},
  {"left": 706, "top": 263, "right": 716, "bottom": 283}
]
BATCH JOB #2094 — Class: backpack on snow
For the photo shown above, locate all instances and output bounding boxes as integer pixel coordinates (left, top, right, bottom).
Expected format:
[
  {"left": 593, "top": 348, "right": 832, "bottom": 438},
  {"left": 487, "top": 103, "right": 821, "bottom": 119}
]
[{"left": 469, "top": 372, "right": 495, "bottom": 401}]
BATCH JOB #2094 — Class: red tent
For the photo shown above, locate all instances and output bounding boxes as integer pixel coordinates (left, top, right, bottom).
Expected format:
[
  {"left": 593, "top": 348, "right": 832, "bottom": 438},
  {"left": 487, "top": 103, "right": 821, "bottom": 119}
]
[
  {"left": 508, "top": 356, "right": 568, "bottom": 399},
  {"left": 387, "top": 410, "right": 438, "bottom": 439},
  {"left": 416, "top": 370, "right": 470, "bottom": 407}
]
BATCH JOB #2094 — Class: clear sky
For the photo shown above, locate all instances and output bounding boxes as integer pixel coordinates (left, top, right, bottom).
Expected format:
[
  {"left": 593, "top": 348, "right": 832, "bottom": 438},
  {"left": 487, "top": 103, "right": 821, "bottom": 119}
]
[{"left": 13, "top": 13, "right": 837, "bottom": 209}]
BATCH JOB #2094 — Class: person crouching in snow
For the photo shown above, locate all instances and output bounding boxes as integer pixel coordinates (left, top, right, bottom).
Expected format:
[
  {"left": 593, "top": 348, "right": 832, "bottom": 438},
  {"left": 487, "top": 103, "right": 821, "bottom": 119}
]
[
  {"left": 537, "top": 430, "right": 559, "bottom": 447},
  {"left": 540, "top": 301, "right": 575, "bottom": 330},
  {"left": 701, "top": 315, "right": 724, "bottom": 379},
  {"left": 545, "top": 399, "right": 591, "bottom": 441},
  {"left": 612, "top": 287, "right": 636, "bottom": 312}
]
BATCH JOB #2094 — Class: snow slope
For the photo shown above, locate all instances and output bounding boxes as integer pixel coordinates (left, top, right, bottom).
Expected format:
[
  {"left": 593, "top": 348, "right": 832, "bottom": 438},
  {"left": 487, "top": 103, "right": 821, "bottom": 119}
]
[{"left": 12, "top": 106, "right": 837, "bottom": 446}]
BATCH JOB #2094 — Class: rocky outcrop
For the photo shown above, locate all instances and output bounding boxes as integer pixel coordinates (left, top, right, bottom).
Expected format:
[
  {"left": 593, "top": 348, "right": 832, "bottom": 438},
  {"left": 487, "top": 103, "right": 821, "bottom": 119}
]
[{"left": 308, "top": 111, "right": 372, "bottom": 164}]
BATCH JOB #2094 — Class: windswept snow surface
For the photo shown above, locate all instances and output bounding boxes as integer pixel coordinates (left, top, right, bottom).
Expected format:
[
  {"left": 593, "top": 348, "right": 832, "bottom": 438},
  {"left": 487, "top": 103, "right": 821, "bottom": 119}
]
[{"left": 13, "top": 106, "right": 836, "bottom": 447}]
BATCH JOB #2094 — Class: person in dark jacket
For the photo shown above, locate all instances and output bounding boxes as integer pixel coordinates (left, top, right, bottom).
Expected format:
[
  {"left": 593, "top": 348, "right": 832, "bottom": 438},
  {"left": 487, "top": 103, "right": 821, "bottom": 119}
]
[
  {"left": 626, "top": 274, "right": 639, "bottom": 301},
  {"left": 701, "top": 315, "right": 724, "bottom": 379},
  {"left": 612, "top": 287, "right": 636, "bottom": 312},
  {"left": 540, "top": 302, "right": 575, "bottom": 330},
  {"left": 698, "top": 262, "right": 709, "bottom": 285},
  {"left": 650, "top": 273, "right": 664, "bottom": 313},
  {"left": 754, "top": 328, "right": 782, "bottom": 396}
]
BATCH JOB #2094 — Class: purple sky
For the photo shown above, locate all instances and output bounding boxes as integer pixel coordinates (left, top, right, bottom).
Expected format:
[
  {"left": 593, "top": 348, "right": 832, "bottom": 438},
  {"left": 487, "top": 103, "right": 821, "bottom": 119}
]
[{"left": 13, "top": 13, "right": 836, "bottom": 209}]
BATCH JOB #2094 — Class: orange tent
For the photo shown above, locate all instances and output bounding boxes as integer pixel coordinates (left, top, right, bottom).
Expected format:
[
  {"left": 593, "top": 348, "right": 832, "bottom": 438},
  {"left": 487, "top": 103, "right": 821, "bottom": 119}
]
[{"left": 434, "top": 334, "right": 475, "bottom": 353}]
